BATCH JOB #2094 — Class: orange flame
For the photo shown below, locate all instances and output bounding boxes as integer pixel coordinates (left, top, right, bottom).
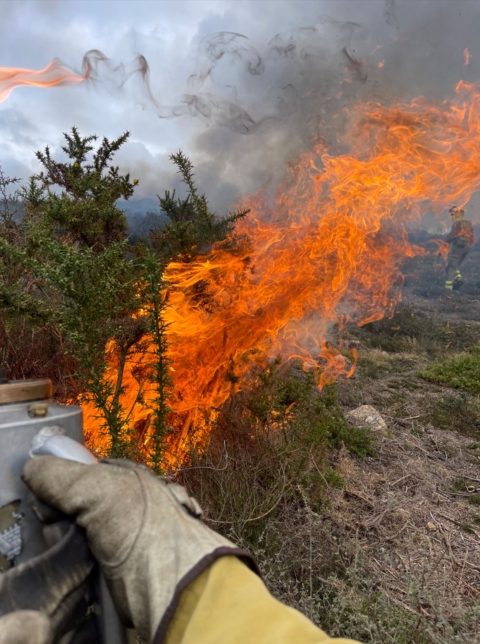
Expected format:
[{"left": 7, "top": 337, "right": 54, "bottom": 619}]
[
  {"left": 0, "top": 59, "right": 88, "bottom": 103},
  {"left": 429, "top": 238, "right": 450, "bottom": 260},
  {"left": 463, "top": 47, "right": 471, "bottom": 66},
  {"left": 78, "top": 80, "right": 480, "bottom": 459}
]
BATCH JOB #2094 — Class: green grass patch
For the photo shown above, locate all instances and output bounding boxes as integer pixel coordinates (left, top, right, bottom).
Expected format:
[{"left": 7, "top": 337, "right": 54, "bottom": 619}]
[
  {"left": 452, "top": 478, "right": 468, "bottom": 492},
  {"left": 352, "top": 305, "right": 479, "bottom": 356},
  {"left": 358, "top": 357, "right": 390, "bottom": 380},
  {"left": 423, "top": 392, "right": 480, "bottom": 438},
  {"left": 417, "top": 346, "right": 480, "bottom": 395}
]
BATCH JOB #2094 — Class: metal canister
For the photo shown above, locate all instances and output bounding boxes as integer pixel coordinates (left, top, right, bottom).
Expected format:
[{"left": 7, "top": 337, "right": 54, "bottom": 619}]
[{"left": 0, "top": 376, "right": 83, "bottom": 570}]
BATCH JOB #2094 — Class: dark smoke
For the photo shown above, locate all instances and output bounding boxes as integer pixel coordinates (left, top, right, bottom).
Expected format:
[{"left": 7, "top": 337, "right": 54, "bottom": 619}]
[
  {"left": 80, "top": 40, "right": 286, "bottom": 135},
  {"left": 341, "top": 46, "right": 367, "bottom": 82},
  {"left": 384, "top": 0, "right": 399, "bottom": 30},
  {"left": 186, "top": 17, "right": 375, "bottom": 209},
  {"left": 73, "top": 2, "right": 480, "bottom": 218},
  {"left": 73, "top": 15, "right": 378, "bottom": 208},
  {"left": 79, "top": 16, "right": 370, "bottom": 136}
]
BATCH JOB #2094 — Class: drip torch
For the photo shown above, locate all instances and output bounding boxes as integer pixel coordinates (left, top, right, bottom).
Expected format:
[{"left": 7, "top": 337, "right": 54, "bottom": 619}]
[{"left": 0, "top": 370, "right": 129, "bottom": 643}]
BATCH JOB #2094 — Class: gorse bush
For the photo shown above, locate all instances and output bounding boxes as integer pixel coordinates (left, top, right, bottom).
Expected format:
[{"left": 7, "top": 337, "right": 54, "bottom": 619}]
[
  {"left": 151, "top": 151, "right": 248, "bottom": 260},
  {"left": 0, "top": 130, "right": 150, "bottom": 460},
  {"left": 0, "top": 128, "right": 247, "bottom": 467}
]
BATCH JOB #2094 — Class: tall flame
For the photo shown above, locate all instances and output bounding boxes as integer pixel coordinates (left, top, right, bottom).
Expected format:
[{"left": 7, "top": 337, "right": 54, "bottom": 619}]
[
  {"left": 0, "top": 59, "right": 88, "bottom": 103},
  {"left": 82, "top": 80, "right": 480, "bottom": 460}
]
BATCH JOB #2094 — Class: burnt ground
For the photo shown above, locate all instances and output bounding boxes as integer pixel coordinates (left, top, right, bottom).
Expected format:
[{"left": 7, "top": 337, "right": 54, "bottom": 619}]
[{"left": 321, "top": 232, "right": 480, "bottom": 641}]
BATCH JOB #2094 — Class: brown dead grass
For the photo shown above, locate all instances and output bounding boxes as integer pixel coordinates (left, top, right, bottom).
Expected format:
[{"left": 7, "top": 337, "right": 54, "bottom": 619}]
[
  {"left": 166, "top": 243, "right": 480, "bottom": 642},
  {"left": 326, "top": 426, "right": 480, "bottom": 630}
]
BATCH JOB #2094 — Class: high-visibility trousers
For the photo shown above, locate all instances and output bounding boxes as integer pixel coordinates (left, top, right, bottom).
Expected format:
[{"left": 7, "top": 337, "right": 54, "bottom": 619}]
[{"left": 445, "top": 243, "right": 470, "bottom": 290}]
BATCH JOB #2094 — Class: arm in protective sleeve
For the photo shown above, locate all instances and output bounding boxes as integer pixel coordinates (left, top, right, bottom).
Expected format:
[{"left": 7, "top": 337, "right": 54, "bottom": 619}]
[
  {"left": 164, "top": 555, "right": 361, "bottom": 644},
  {"left": 445, "top": 222, "right": 457, "bottom": 243}
]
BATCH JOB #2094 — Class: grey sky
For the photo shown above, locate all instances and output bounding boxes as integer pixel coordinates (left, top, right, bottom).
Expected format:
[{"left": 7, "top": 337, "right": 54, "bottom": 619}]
[{"left": 1, "top": 0, "right": 479, "bottom": 216}]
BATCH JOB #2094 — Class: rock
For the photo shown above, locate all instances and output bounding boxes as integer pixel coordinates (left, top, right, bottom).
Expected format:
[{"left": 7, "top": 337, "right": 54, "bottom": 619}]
[
  {"left": 346, "top": 405, "right": 388, "bottom": 434},
  {"left": 426, "top": 522, "right": 437, "bottom": 532}
]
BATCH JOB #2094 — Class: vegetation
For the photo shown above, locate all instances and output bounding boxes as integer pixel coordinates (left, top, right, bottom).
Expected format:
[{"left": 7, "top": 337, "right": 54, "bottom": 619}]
[
  {"left": 423, "top": 392, "right": 480, "bottom": 438},
  {"left": 179, "top": 365, "right": 373, "bottom": 579},
  {"left": 417, "top": 345, "right": 480, "bottom": 394},
  {"left": 2, "top": 130, "right": 480, "bottom": 643},
  {"left": 353, "top": 304, "right": 479, "bottom": 356},
  {"left": 0, "top": 130, "right": 149, "bottom": 459},
  {"left": 151, "top": 151, "right": 248, "bottom": 260},
  {"left": 180, "top": 358, "right": 480, "bottom": 643},
  {"left": 0, "top": 129, "right": 247, "bottom": 465}
]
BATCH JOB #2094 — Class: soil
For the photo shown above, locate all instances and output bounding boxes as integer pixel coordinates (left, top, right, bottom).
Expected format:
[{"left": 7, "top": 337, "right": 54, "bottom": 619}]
[{"left": 324, "top": 231, "right": 480, "bottom": 636}]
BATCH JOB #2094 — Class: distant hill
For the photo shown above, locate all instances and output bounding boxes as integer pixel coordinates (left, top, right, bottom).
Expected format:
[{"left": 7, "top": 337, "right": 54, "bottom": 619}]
[
  {"left": 117, "top": 198, "right": 168, "bottom": 243},
  {"left": 116, "top": 198, "right": 159, "bottom": 216},
  {"left": 1, "top": 198, "right": 167, "bottom": 243},
  {"left": 1, "top": 199, "right": 24, "bottom": 223}
]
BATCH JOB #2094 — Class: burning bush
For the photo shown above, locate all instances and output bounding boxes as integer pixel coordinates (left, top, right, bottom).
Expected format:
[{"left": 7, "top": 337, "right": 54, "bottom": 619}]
[{"left": 0, "top": 129, "right": 249, "bottom": 469}]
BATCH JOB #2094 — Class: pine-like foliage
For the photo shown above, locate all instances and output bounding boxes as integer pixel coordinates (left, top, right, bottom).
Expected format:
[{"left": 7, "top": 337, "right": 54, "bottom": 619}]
[
  {"left": 0, "top": 130, "right": 146, "bottom": 459},
  {"left": 152, "top": 151, "right": 249, "bottom": 260},
  {"left": 25, "top": 127, "right": 133, "bottom": 249},
  {"left": 0, "top": 135, "right": 248, "bottom": 470}
]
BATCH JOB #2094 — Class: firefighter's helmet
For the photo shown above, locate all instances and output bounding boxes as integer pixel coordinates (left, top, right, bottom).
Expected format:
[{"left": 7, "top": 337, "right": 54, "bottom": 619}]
[{"left": 449, "top": 206, "right": 465, "bottom": 218}]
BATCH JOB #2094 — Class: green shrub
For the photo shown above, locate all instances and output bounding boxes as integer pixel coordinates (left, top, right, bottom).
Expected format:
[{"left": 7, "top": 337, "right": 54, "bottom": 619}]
[
  {"left": 417, "top": 346, "right": 480, "bottom": 395},
  {"left": 424, "top": 393, "right": 480, "bottom": 438},
  {"left": 353, "top": 305, "right": 479, "bottom": 356},
  {"left": 245, "top": 364, "right": 375, "bottom": 457}
]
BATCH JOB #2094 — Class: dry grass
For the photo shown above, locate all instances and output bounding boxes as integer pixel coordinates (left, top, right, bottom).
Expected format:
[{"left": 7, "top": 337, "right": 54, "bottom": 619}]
[
  {"left": 0, "top": 318, "right": 80, "bottom": 401},
  {"left": 176, "top": 241, "right": 480, "bottom": 642},
  {"left": 323, "top": 427, "right": 480, "bottom": 642},
  {"left": 175, "top": 363, "right": 479, "bottom": 642}
]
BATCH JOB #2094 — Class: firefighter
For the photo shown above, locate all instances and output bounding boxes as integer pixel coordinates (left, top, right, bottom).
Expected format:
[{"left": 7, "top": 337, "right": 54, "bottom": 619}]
[
  {"left": 0, "top": 457, "right": 361, "bottom": 644},
  {"left": 444, "top": 206, "right": 474, "bottom": 291}
]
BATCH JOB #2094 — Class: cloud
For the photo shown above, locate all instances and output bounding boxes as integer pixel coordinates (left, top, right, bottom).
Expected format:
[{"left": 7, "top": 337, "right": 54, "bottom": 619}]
[
  {"left": 0, "top": 108, "right": 38, "bottom": 146},
  {"left": 1, "top": 0, "right": 480, "bottom": 213}
]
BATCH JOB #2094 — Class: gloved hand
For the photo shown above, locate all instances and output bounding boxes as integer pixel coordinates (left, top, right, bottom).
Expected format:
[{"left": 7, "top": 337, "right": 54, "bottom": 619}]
[
  {"left": 0, "top": 517, "right": 95, "bottom": 643},
  {"left": 0, "top": 610, "right": 52, "bottom": 644},
  {"left": 23, "top": 457, "right": 257, "bottom": 644}
]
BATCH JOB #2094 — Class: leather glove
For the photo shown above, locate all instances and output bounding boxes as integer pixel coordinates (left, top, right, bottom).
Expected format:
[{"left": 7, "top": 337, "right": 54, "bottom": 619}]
[
  {"left": 23, "top": 457, "right": 257, "bottom": 643},
  {"left": 0, "top": 610, "right": 52, "bottom": 644}
]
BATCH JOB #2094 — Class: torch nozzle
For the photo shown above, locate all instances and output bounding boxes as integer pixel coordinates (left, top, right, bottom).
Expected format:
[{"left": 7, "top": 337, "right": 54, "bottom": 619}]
[{"left": 30, "top": 426, "right": 97, "bottom": 465}]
